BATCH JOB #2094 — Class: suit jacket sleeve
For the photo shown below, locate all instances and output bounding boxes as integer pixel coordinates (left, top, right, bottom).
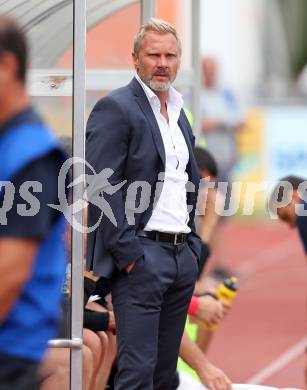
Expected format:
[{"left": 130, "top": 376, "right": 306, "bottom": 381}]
[{"left": 86, "top": 96, "right": 144, "bottom": 271}]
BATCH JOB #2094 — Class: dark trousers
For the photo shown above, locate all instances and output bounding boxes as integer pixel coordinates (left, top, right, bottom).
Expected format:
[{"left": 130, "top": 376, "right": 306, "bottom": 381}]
[
  {"left": 0, "top": 353, "right": 39, "bottom": 390},
  {"left": 111, "top": 237, "right": 198, "bottom": 390}
]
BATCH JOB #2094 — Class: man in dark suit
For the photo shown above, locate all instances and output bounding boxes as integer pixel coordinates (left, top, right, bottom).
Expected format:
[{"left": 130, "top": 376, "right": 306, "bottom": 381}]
[{"left": 86, "top": 18, "right": 202, "bottom": 390}]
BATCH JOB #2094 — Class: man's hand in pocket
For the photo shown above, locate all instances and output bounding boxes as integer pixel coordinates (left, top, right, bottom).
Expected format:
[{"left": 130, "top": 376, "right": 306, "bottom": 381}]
[{"left": 125, "top": 262, "right": 135, "bottom": 273}]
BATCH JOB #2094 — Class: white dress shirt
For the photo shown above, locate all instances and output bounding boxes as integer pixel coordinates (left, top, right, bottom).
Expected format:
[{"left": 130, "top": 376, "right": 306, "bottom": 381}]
[{"left": 135, "top": 74, "right": 191, "bottom": 233}]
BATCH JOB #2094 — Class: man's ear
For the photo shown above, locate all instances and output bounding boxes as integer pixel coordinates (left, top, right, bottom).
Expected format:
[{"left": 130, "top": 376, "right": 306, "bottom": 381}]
[
  {"left": 132, "top": 52, "right": 139, "bottom": 72},
  {"left": 0, "top": 52, "right": 19, "bottom": 82}
]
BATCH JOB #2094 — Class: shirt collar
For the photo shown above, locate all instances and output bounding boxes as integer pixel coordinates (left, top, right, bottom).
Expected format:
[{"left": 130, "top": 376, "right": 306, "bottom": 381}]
[
  {"left": 167, "top": 84, "right": 184, "bottom": 111},
  {"left": 135, "top": 73, "right": 183, "bottom": 111},
  {"left": 135, "top": 73, "right": 159, "bottom": 107},
  {"left": 0, "top": 106, "right": 41, "bottom": 136}
]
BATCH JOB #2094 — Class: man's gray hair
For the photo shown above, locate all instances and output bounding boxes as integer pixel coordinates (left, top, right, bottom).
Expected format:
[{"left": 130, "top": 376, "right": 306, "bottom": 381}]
[{"left": 133, "top": 18, "right": 182, "bottom": 55}]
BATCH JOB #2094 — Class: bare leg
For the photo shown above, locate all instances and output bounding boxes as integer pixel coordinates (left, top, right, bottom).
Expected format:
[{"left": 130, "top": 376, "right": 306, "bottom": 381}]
[
  {"left": 39, "top": 346, "right": 93, "bottom": 390},
  {"left": 83, "top": 328, "right": 102, "bottom": 390},
  {"left": 85, "top": 302, "right": 117, "bottom": 390},
  {"left": 39, "top": 348, "right": 70, "bottom": 390},
  {"left": 83, "top": 345, "right": 94, "bottom": 390},
  {"left": 95, "top": 331, "right": 117, "bottom": 389}
]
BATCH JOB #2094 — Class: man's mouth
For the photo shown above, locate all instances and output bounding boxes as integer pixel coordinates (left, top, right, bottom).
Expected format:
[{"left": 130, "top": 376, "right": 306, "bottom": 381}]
[{"left": 154, "top": 74, "right": 169, "bottom": 79}]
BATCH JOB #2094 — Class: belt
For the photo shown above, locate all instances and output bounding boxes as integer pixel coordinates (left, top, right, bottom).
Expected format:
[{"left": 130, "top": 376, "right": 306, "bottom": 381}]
[{"left": 138, "top": 230, "right": 188, "bottom": 245}]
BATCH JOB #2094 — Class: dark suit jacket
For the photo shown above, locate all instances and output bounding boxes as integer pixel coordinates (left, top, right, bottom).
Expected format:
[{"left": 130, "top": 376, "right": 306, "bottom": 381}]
[{"left": 86, "top": 77, "right": 202, "bottom": 278}]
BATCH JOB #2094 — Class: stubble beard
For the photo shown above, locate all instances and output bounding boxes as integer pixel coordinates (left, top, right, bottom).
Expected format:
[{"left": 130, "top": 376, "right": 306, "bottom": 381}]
[{"left": 149, "top": 79, "right": 171, "bottom": 92}]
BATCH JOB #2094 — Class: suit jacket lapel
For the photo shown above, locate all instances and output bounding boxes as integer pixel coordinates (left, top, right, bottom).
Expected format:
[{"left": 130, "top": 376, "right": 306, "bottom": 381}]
[
  {"left": 130, "top": 78, "right": 166, "bottom": 167},
  {"left": 130, "top": 77, "right": 198, "bottom": 184}
]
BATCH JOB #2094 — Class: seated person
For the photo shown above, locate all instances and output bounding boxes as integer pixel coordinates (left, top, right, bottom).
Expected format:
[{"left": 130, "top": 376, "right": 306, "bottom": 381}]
[
  {"left": 84, "top": 274, "right": 116, "bottom": 390},
  {"left": 39, "top": 270, "right": 98, "bottom": 390},
  {"left": 39, "top": 337, "right": 93, "bottom": 390},
  {"left": 84, "top": 276, "right": 114, "bottom": 333},
  {"left": 177, "top": 148, "right": 232, "bottom": 390}
]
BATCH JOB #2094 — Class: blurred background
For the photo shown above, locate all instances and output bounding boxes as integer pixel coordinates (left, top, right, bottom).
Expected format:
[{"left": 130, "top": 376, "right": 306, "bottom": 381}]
[{"left": 2, "top": 0, "right": 306, "bottom": 388}]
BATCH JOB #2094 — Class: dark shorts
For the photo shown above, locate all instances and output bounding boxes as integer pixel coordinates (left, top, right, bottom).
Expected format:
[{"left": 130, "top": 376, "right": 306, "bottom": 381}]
[{"left": 0, "top": 353, "right": 39, "bottom": 390}]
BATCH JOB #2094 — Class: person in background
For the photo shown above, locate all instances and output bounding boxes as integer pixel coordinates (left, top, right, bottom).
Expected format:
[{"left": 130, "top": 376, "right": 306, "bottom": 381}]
[
  {"left": 193, "top": 147, "right": 232, "bottom": 354},
  {"left": 0, "top": 15, "right": 66, "bottom": 390},
  {"left": 200, "top": 57, "right": 244, "bottom": 280},
  {"left": 178, "top": 331, "right": 231, "bottom": 390},
  {"left": 84, "top": 275, "right": 117, "bottom": 390},
  {"left": 176, "top": 147, "right": 231, "bottom": 389},
  {"left": 39, "top": 137, "right": 116, "bottom": 390},
  {"left": 201, "top": 57, "right": 243, "bottom": 184},
  {"left": 270, "top": 175, "right": 307, "bottom": 259},
  {"left": 194, "top": 146, "right": 221, "bottom": 285},
  {"left": 269, "top": 175, "right": 307, "bottom": 389}
]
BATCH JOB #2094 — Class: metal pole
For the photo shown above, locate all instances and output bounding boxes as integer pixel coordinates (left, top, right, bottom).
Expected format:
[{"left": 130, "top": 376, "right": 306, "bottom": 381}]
[
  {"left": 191, "top": 0, "right": 202, "bottom": 141},
  {"left": 71, "top": 0, "right": 86, "bottom": 389},
  {"left": 141, "top": 0, "right": 156, "bottom": 24}
]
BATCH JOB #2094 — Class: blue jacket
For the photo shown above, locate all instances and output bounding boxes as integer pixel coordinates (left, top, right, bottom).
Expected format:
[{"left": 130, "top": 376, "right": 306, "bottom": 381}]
[{"left": 0, "top": 122, "right": 66, "bottom": 362}]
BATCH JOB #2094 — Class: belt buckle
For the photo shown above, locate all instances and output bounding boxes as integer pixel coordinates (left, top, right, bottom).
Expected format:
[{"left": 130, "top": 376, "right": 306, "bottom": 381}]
[{"left": 174, "top": 233, "right": 178, "bottom": 245}]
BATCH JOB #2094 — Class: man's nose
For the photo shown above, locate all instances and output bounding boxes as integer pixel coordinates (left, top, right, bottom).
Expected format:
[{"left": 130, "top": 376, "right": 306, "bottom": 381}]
[{"left": 157, "top": 55, "right": 168, "bottom": 68}]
